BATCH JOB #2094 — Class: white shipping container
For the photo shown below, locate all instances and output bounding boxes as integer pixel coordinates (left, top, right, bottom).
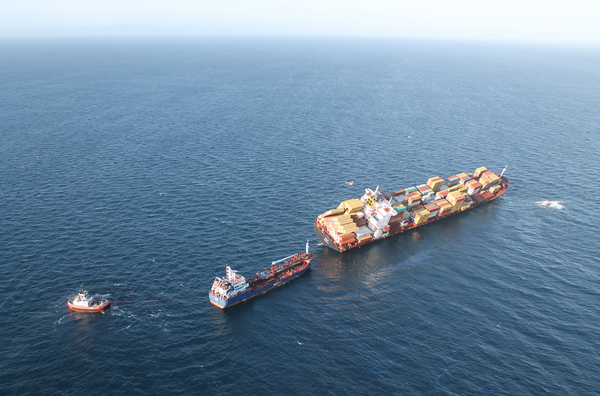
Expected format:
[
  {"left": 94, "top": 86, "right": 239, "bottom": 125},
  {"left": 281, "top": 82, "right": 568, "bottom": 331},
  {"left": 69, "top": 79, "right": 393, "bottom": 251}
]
[{"left": 422, "top": 195, "right": 435, "bottom": 204}]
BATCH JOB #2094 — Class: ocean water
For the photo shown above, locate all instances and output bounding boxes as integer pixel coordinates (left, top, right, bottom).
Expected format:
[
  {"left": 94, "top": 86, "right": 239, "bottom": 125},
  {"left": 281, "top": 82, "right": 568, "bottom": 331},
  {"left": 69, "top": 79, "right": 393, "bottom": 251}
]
[{"left": 1, "top": 36, "right": 599, "bottom": 395}]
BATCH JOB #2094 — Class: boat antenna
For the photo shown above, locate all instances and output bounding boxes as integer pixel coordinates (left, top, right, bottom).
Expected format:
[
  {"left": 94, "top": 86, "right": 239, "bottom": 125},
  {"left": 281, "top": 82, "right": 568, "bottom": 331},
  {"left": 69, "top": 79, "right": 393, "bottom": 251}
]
[
  {"left": 500, "top": 165, "right": 508, "bottom": 178},
  {"left": 306, "top": 240, "right": 309, "bottom": 254}
]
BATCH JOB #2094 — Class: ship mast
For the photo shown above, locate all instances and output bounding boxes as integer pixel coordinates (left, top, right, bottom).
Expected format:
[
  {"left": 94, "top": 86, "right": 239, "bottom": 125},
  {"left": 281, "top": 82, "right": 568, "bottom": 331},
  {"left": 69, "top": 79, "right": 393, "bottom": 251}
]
[{"left": 500, "top": 165, "right": 508, "bottom": 178}]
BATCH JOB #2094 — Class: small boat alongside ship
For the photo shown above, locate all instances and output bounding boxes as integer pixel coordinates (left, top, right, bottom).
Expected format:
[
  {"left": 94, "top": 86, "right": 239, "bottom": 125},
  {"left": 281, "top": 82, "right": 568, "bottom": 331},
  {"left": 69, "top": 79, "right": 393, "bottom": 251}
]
[
  {"left": 209, "top": 242, "right": 314, "bottom": 309},
  {"left": 67, "top": 286, "right": 110, "bottom": 312},
  {"left": 315, "top": 166, "right": 509, "bottom": 252}
]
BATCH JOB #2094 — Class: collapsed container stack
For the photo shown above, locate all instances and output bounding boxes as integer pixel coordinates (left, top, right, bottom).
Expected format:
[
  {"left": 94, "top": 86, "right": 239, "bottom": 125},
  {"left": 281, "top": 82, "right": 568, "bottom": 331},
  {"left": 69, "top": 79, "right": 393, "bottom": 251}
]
[{"left": 316, "top": 166, "right": 506, "bottom": 248}]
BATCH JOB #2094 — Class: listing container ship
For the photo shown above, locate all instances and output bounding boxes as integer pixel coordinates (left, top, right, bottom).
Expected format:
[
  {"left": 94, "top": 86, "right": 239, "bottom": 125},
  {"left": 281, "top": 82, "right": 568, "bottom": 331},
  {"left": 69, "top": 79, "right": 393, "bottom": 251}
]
[
  {"left": 209, "top": 242, "right": 314, "bottom": 309},
  {"left": 314, "top": 166, "right": 508, "bottom": 252}
]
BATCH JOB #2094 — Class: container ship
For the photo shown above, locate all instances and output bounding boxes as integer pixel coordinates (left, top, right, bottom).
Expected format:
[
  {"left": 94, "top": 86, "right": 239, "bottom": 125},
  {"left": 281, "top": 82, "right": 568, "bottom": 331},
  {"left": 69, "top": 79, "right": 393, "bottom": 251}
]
[
  {"left": 314, "top": 166, "right": 508, "bottom": 252},
  {"left": 209, "top": 242, "right": 314, "bottom": 309}
]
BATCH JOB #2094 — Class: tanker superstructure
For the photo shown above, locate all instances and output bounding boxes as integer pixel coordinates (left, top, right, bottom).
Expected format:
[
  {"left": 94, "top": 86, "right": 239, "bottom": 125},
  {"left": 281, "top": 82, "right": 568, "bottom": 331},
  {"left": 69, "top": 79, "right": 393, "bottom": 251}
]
[{"left": 314, "top": 166, "right": 508, "bottom": 252}]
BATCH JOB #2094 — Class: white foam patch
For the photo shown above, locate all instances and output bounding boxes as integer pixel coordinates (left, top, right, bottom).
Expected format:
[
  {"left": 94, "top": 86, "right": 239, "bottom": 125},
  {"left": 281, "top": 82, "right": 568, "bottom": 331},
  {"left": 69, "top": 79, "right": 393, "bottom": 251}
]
[{"left": 538, "top": 200, "right": 564, "bottom": 210}]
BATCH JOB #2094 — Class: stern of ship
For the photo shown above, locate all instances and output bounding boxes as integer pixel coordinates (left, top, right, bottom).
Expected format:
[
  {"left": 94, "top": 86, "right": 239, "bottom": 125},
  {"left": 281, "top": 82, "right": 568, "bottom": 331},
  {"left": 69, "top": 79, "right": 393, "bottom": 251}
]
[{"left": 313, "top": 222, "right": 341, "bottom": 252}]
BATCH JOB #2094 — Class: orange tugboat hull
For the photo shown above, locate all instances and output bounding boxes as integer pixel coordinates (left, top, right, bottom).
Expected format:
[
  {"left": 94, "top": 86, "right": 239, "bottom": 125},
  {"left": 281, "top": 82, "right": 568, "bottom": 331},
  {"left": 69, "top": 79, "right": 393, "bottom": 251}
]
[{"left": 67, "top": 299, "right": 110, "bottom": 312}]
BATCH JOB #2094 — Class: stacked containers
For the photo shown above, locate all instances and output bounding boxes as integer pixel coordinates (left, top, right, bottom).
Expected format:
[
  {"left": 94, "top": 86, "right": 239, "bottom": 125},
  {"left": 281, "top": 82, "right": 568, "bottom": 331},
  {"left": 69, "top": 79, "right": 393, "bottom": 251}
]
[
  {"left": 412, "top": 208, "right": 430, "bottom": 225},
  {"left": 426, "top": 176, "right": 445, "bottom": 192},
  {"left": 436, "top": 189, "right": 450, "bottom": 199},
  {"left": 338, "top": 198, "right": 364, "bottom": 214},
  {"left": 447, "top": 192, "right": 465, "bottom": 212},
  {"left": 392, "top": 189, "right": 405, "bottom": 202},
  {"left": 460, "top": 196, "right": 474, "bottom": 211},
  {"left": 393, "top": 203, "right": 407, "bottom": 212},
  {"left": 424, "top": 202, "right": 439, "bottom": 219},
  {"left": 457, "top": 172, "right": 472, "bottom": 184},
  {"left": 416, "top": 184, "right": 434, "bottom": 195},
  {"left": 436, "top": 199, "right": 453, "bottom": 216},
  {"left": 332, "top": 214, "right": 358, "bottom": 233},
  {"left": 479, "top": 171, "right": 501, "bottom": 190},
  {"left": 390, "top": 196, "right": 404, "bottom": 207},
  {"left": 338, "top": 233, "right": 356, "bottom": 245},
  {"left": 447, "top": 184, "right": 462, "bottom": 193},
  {"left": 474, "top": 166, "right": 488, "bottom": 179},
  {"left": 388, "top": 210, "right": 403, "bottom": 223},
  {"left": 446, "top": 175, "right": 460, "bottom": 187},
  {"left": 319, "top": 208, "right": 344, "bottom": 218},
  {"left": 489, "top": 185, "right": 502, "bottom": 194},
  {"left": 322, "top": 167, "right": 502, "bottom": 241},
  {"left": 318, "top": 214, "right": 357, "bottom": 244},
  {"left": 465, "top": 179, "right": 483, "bottom": 195},
  {"left": 405, "top": 191, "right": 422, "bottom": 208}
]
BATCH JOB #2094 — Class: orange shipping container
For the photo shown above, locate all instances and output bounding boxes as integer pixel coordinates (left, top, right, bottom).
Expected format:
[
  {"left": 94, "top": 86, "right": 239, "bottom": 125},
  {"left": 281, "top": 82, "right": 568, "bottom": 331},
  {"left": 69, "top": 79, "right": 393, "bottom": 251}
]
[{"left": 358, "top": 235, "right": 373, "bottom": 243}]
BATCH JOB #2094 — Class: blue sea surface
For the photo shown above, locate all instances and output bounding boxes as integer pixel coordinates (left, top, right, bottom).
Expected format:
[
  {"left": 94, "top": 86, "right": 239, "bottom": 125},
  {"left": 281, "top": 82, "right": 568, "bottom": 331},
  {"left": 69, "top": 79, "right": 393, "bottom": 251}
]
[{"left": 1, "top": 36, "right": 599, "bottom": 395}]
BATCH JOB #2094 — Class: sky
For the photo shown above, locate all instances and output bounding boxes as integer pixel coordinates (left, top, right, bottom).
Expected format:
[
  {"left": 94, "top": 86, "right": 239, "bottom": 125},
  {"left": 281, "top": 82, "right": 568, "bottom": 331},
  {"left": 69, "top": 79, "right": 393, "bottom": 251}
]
[{"left": 1, "top": 0, "right": 599, "bottom": 42}]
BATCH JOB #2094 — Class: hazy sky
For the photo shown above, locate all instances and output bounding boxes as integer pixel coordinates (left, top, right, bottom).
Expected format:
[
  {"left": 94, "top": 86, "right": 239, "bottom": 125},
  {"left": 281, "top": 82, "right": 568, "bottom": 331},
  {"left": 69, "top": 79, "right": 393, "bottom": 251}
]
[{"left": 1, "top": 0, "right": 599, "bottom": 42}]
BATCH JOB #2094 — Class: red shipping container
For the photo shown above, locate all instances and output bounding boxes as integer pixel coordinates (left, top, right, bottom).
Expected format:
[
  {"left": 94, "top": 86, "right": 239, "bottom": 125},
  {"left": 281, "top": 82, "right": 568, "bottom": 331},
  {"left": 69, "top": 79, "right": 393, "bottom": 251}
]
[{"left": 437, "top": 190, "right": 449, "bottom": 198}]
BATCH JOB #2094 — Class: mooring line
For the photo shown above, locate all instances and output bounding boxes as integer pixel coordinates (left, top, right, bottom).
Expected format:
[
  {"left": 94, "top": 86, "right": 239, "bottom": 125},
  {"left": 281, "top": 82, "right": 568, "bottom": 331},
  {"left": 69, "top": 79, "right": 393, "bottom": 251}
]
[{"left": 112, "top": 296, "right": 209, "bottom": 304}]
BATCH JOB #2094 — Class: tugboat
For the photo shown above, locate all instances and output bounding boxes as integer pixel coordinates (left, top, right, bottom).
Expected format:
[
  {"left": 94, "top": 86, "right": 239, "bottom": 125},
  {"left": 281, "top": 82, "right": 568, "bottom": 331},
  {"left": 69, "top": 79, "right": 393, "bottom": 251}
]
[
  {"left": 209, "top": 241, "right": 314, "bottom": 309},
  {"left": 67, "top": 285, "right": 110, "bottom": 312}
]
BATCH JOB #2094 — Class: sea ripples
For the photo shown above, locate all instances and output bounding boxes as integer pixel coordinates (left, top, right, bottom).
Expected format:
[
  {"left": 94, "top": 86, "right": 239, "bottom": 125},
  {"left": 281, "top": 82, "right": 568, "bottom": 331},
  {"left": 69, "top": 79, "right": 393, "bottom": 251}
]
[{"left": 1, "top": 37, "right": 600, "bottom": 395}]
